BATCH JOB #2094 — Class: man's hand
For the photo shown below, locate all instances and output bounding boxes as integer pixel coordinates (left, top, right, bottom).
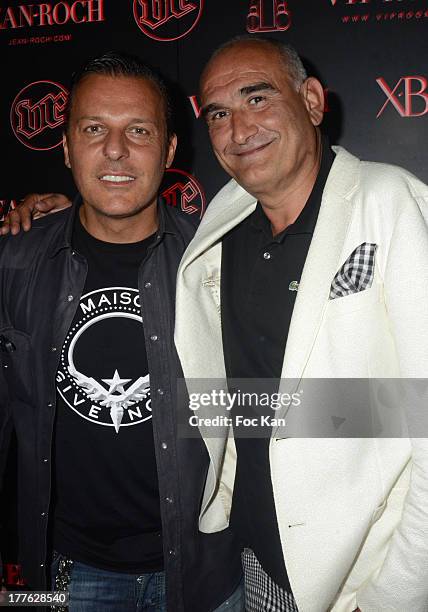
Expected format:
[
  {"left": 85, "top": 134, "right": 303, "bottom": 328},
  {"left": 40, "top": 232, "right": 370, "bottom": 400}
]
[{"left": 0, "top": 193, "right": 72, "bottom": 236}]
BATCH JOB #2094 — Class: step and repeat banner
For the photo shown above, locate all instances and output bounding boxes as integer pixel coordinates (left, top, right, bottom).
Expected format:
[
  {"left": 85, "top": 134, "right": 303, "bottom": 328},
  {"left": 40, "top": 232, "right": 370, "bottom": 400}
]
[
  {"left": 1, "top": 0, "right": 428, "bottom": 222},
  {"left": 1, "top": 0, "right": 428, "bottom": 586}
]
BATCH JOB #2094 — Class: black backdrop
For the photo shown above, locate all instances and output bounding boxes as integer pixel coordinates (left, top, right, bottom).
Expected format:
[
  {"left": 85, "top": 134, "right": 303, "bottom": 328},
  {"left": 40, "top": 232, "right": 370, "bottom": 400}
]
[
  {"left": 1, "top": 0, "right": 428, "bottom": 220},
  {"left": 1, "top": 0, "right": 428, "bottom": 586}
]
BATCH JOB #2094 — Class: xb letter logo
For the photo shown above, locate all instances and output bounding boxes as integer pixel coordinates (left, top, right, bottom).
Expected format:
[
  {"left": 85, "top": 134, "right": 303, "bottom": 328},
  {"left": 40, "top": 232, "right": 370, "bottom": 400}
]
[{"left": 376, "top": 76, "right": 428, "bottom": 118}]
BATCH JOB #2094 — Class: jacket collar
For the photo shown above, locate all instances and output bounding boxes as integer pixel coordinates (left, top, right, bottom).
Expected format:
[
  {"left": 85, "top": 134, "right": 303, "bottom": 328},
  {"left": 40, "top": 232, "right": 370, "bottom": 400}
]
[
  {"left": 48, "top": 194, "right": 176, "bottom": 257},
  {"left": 47, "top": 194, "right": 81, "bottom": 258},
  {"left": 179, "top": 146, "right": 359, "bottom": 276}
]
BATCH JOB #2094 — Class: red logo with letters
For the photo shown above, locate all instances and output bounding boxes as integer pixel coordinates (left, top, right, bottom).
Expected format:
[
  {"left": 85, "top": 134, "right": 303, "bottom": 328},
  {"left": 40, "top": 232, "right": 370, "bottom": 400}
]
[
  {"left": 161, "top": 169, "right": 206, "bottom": 218},
  {"left": 10, "top": 80, "right": 68, "bottom": 150},
  {"left": 328, "top": 0, "right": 428, "bottom": 24},
  {"left": 133, "top": 0, "right": 203, "bottom": 41},
  {"left": 0, "top": 1, "right": 105, "bottom": 30},
  {"left": 376, "top": 76, "right": 428, "bottom": 118},
  {"left": 246, "top": 0, "right": 292, "bottom": 32}
]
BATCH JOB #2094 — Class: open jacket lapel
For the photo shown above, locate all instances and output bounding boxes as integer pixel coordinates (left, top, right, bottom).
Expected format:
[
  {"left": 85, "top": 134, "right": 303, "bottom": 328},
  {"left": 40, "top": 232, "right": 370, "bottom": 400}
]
[
  {"left": 178, "top": 179, "right": 257, "bottom": 275},
  {"left": 175, "top": 178, "right": 257, "bottom": 381},
  {"left": 273, "top": 148, "right": 361, "bottom": 434},
  {"left": 175, "top": 179, "right": 258, "bottom": 525},
  {"left": 176, "top": 146, "right": 362, "bottom": 436}
]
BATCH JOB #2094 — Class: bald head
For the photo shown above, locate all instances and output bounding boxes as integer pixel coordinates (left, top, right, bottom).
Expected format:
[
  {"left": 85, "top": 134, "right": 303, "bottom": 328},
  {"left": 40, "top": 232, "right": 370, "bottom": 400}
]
[{"left": 201, "top": 36, "right": 308, "bottom": 94}]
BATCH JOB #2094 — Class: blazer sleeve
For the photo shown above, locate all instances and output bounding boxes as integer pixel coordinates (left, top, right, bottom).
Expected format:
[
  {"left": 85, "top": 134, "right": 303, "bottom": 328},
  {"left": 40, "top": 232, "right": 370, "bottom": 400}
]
[{"left": 358, "top": 188, "right": 428, "bottom": 611}]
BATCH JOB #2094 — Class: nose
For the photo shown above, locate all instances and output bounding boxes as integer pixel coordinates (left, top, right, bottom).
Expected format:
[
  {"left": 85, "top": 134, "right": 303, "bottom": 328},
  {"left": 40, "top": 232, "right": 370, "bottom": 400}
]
[
  {"left": 230, "top": 110, "right": 258, "bottom": 145},
  {"left": 103, "top": 129, "right": 129, "bottom": 161}
]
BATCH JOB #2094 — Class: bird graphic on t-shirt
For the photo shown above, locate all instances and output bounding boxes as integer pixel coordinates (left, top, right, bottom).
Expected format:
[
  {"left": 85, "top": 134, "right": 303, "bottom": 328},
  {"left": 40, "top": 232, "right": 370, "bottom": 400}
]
[{"left": 68, "top": 365, "right": 150, "bottom": 432}]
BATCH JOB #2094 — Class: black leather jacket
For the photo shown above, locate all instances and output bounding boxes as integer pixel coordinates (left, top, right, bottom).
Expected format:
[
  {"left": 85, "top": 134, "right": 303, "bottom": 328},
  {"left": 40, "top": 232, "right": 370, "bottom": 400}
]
[{"left": 0, "top": 198, "right": 241, "bottom": 611}]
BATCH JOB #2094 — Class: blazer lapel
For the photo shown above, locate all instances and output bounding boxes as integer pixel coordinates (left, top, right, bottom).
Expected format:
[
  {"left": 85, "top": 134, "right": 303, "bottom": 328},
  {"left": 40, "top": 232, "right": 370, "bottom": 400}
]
[
  {"left": 175, "top": 179, "right": 258, "bottom": 509},
  {"left": 175, "top": 178, "right": 257, "bottom": 382},
  {"left": 176, "top": 147, "right": 362, "bottom": 435},
  {"left": 276, "top": 148, "right": 361, "bottom": 410},
  {"left": 178, "top": 178, "right": 257, "bottom": 274}
]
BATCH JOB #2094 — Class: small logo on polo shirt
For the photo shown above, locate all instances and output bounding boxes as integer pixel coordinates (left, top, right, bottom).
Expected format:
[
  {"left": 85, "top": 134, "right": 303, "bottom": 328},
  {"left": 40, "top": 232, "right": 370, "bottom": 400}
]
[{"left": 288, "top": 280, "right": 299, "bottom": 292}]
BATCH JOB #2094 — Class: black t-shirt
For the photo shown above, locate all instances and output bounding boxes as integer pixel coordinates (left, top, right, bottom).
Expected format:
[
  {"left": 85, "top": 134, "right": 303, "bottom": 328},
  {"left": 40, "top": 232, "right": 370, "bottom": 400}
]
[{"left": 52, "top": 213, "right": 163, "bottom": 573}]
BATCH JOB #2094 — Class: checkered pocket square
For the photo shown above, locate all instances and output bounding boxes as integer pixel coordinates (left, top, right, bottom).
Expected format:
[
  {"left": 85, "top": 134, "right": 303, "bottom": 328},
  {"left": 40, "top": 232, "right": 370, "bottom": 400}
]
[{"left": 329, "top": 242, "right": 377, "bottom": 300}]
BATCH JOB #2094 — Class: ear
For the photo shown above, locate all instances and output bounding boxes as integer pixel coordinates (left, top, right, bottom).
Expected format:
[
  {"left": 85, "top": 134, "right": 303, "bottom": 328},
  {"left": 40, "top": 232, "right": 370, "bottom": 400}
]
[
  {"left": 300, "top": 77, "right": 325, "bottom": 127},
  {"left": 165, "top": 133, "right": 177, "bottom": 169},
  {"left": 63, "top": 132, "right": 71, "bottom": 169}
]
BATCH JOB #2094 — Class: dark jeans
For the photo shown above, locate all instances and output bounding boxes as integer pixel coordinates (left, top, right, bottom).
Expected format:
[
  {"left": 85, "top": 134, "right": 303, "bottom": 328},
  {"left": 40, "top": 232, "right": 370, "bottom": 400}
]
[{"left": 51, "top": 554, "right": 165, "bottom": 612}]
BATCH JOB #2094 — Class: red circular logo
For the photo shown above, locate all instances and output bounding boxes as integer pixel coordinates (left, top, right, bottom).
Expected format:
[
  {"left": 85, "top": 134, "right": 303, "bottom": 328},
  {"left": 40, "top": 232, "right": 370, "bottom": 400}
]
[
  {"left": 133, "top": 0, "right": 204, "bottom": 41},
  {"left": 161, "top": 168, "right": 206, "bottom": 219},
  {"left": 10, "top": 80, "right": 68, "bottom": 151}
]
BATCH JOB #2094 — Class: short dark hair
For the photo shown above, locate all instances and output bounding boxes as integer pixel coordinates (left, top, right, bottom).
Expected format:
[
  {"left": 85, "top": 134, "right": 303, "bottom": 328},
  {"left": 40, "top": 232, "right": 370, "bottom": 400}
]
[
  {"left": 64, "top": 51, "right": 174, "bottom": 139},
  {"left": 203, "top": 35, "right": 308, "bottom": 91}
]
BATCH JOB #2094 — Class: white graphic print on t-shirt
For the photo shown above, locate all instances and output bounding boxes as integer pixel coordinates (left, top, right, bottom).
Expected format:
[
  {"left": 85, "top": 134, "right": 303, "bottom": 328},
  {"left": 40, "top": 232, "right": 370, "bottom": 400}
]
[{"left": 56, "top": 286, "right": 151, "bottom": 433}]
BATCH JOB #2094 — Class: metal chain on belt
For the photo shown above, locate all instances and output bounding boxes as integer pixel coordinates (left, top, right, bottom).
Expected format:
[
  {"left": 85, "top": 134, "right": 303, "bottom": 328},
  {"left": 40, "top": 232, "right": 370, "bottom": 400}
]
[{"left": 51, "top": 556, "right": 73, "bottom": 612}]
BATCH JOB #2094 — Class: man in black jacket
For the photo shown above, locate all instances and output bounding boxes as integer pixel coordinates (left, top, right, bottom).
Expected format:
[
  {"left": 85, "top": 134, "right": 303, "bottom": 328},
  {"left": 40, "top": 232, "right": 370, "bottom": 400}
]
[{"left": 0, "top": 52, "right": 242, "bottom": 611}]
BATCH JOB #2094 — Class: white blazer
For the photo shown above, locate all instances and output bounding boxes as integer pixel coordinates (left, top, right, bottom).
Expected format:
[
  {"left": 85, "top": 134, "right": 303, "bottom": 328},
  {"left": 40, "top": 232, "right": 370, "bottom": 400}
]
[{"left": 175, "top": 147, "right": 428, "bottom": 611}]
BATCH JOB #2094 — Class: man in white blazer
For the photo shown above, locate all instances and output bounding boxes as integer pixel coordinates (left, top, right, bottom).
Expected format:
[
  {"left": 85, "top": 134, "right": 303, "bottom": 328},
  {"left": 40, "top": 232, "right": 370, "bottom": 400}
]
[{"left": 174, "top": 37, "right": 428, "bottom": 611}]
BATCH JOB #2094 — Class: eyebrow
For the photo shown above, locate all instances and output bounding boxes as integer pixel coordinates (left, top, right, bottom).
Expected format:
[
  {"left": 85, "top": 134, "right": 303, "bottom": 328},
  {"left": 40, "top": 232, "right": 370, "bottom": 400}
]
[
  {"left": 201, "top": 82, "right": 277, "bottom": 118},
  {"left": 201, "top": 103, "right": 222, "bottom": 119},
  {"left": 77, "top": 116, "right": 156, "bottom": 124},
  {"left": 239, "top": 82, "right": 276, "bottom": 96}
]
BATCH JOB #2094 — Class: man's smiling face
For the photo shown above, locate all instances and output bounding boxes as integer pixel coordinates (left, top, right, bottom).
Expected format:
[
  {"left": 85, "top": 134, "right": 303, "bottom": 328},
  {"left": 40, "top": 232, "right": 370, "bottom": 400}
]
[
  {"left": 63, "top": 73, "right": 176, "bottom": 222},
  {"left": 200, "top": 41, "right": 323, "bottom": 200}
]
